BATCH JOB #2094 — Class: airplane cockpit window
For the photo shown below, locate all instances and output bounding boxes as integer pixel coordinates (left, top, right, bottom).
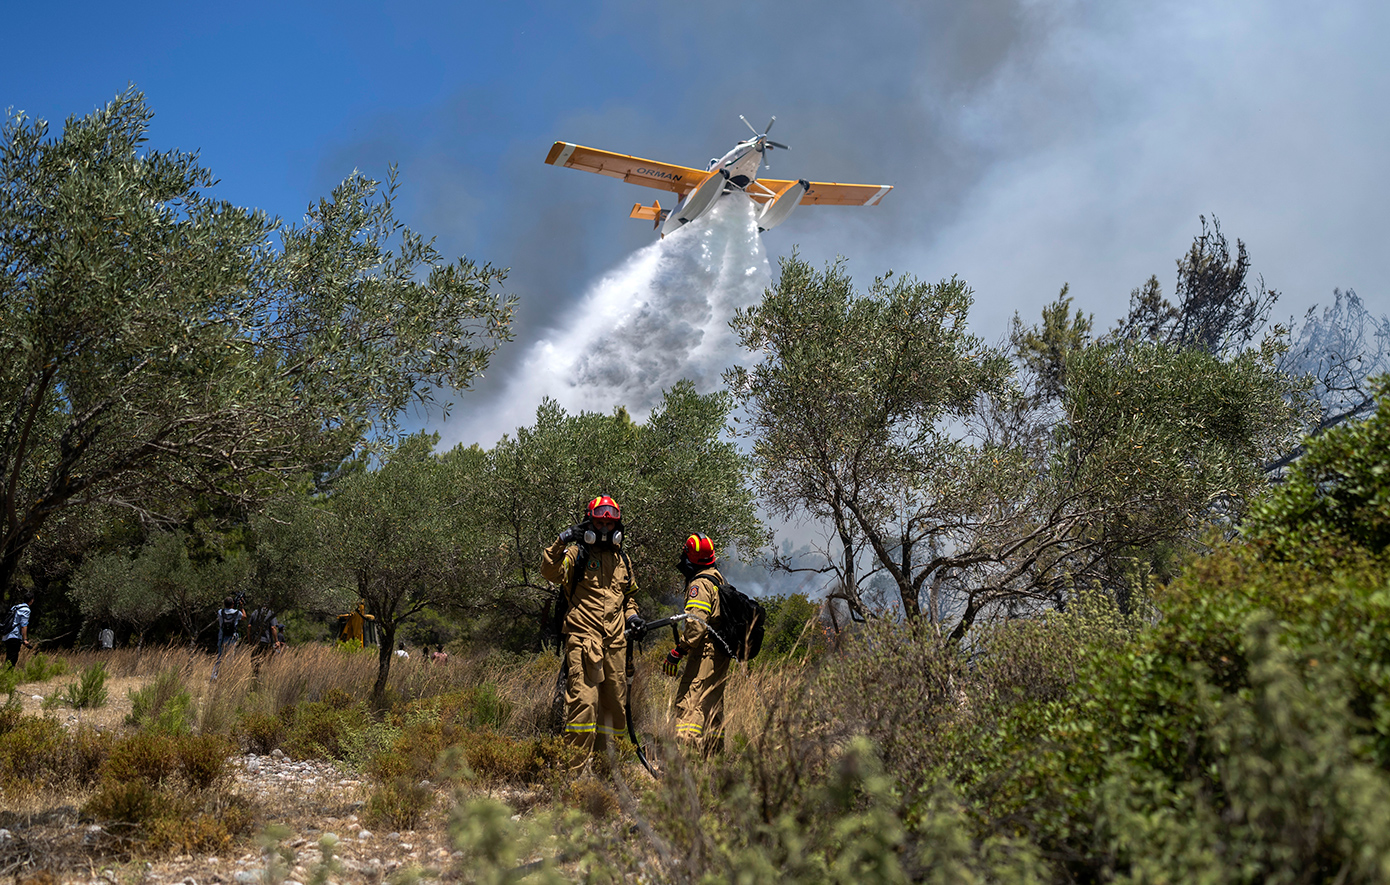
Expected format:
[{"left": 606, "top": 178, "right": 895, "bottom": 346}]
[{"left": 707, "top": 158, "right": 719, "bottom": 170}]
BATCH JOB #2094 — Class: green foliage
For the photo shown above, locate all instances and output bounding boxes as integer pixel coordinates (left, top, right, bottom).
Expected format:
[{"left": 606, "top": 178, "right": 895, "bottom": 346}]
[
  {"left": 758, "top": 593, "right": 823, "bottom": 660},
  {"left": 447, "top": 796, "right": 579, "bottom": 885},
  {"left": 248, "top": 490, "right": 351, "bottom": 616},
  {"left": 0, "top": 652, "right": 67, "bottom": 693},
  {"left": 238, "top": 708, "right": 287, "bottom": 755},
  {"left": 281, "top": 698, "right": 373, "bottom": 761},
  {"left": 1010, "top": 285, "right": 1093, "bottom": 402},
  {"left": 445, "top": 380, "right": 765, "bottom": 646},
  {"left": 364, "top": 777, "right": 437, "bottom": 831},
  {"left": 328, "top": 432, "right": 464, "bottom": 699},
  {"left": 0, "top": 87, "right": 514, "bottom": 601},
  {"left": 1245, "top": 377, "right": 1390, "bottom": 556},
  {"left": 0, "top": 716, "right": 110, "bottom": 791},
  {"left": 126, "top": 668, "right": 194, "bottom": 734},
  {"left": 48, "top": 662, "right": 108, "bottom": 709},
  {"left": 727, "top": 253, "right": 1011, "bottom": 622}
]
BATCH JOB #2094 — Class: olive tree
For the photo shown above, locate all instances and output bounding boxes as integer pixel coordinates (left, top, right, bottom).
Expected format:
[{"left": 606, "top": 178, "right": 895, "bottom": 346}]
[
  {"left": 725, "top": 255, "right": 1012, "bottom": 623},
  {"left": 328, "top": 434, "right": 462, "bottom": 701},
  {"left": 444, "top": 381, "right": 764, "bottom": 650},
  {"left": 730, "top": 255, "right": 1302, "bottom": 638},
  {"left": 0, "top": 89, "right": 514, "bottom": 607}
]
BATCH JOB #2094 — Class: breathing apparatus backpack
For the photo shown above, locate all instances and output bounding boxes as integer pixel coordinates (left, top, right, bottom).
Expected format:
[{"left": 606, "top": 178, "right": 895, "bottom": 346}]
[
  {"left": 708, "top": 583, "right": 766, "bottom": 662},
  {"left": 0, "top": 604, "right": 19, "bottom": 638}
]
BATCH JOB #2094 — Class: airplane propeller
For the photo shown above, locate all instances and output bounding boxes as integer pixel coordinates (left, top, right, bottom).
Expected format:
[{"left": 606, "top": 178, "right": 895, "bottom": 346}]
[{"left": 740, "top": 114, "right": 789, "bottom": 151}]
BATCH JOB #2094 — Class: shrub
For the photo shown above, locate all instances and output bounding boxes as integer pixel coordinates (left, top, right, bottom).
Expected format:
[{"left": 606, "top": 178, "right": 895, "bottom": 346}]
[
  {"left": 126, "top": 668, "right": 194, "bottom": 734},
  {"left": 363, "top": 777, "right": 436, "bottom": 831},
  {"left": 85, "top": 778, "right": 163, "bottom": 827},
  {"left": 237, "top": 709, "right": 286, "bottom": 755},
  {"left": 281, "top": 698, "right": 371, "bottom": 761},
  {"left": 102, "top": 731, "right": 179, "bottom": 786},
  {"left": 758, "top": 593, "right": 824, "bottom": 660},
  {"left": 455, "top": 731, "right": 575, "bottom": 785},
  {"left": 19, "top": 653, "right": 68, "bottom": 684},
  {"left": 0, "top": 717, "right": 110, "bottom": 792},
  {"left": 144, "top": 797, "right": 255, "bottom": 855},
  {"left": 0, "top": 716, "right": 66, "bottom": 787},
  {"left": 176, "top": 733, "right": 235, "bottom": 791},
  {"left": 50, "top": 662, "right": 108, "bottom": 709},
  {"left": 0, "top": 692, "right": 22, "bottom": 736}
]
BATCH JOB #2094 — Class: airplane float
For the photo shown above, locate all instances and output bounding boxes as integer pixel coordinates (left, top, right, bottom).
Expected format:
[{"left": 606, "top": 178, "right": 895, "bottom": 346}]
[{"left": 544, "top": 116, "right": 893, "bottom": 237}]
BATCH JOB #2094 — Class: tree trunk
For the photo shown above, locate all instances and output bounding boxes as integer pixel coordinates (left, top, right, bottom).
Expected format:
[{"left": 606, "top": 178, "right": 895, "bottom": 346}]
[{"left": 373, "top": 621, "right": 394, "bottom": 705}]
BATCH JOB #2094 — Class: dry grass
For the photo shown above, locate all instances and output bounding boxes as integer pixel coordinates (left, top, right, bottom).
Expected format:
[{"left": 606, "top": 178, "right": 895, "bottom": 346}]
[{"left": 13, "top": 641, "right": 817, "bottom": 752}]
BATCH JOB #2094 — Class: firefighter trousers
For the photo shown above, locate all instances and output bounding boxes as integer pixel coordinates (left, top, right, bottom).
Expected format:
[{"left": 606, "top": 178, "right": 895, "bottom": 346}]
[
  {"left": 563, "top": 635, "right": 628, "bottom": 760},
  {"left": 675, "top": 643, "right": 730, "bottom": 757}
]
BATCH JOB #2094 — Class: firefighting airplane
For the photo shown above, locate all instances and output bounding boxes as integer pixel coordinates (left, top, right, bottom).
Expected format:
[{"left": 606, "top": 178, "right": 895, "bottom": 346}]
[{"left": 544, "top": 116, "right": 893, "bottom": 237}]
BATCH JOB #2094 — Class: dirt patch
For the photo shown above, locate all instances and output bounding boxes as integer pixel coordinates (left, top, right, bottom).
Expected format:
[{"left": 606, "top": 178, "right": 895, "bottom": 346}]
[{"left": 13, "top": 676, "right": 144, "bottom": 731}]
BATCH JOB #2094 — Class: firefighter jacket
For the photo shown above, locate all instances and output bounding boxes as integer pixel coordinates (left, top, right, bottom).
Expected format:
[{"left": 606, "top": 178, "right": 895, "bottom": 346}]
[
  {"left": 680, "top": 566, "right": 725, "bottom": 653},
  {"left": 541, "top": 539, "right": 640, "bottom": 650}
]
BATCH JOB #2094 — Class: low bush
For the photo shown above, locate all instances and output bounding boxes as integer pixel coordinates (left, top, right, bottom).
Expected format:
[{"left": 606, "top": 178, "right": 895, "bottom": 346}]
[
  {"left": 0, "top": 716, "right": 110, "bottom": 792},
  {"left": 126, "top": 668, "right": 194, "bottom": 734},
  {"left": 364, "top": 777, "right": 436, "bottom": 831},
  {"left": 280, "top": 698, "right": 372, "bottom": 761},
  {"left": 237, "top": 708, "right": 286, "bottom": 755},
  {"left": 47, "top": 662, "right": 108, "bottom": 709}
]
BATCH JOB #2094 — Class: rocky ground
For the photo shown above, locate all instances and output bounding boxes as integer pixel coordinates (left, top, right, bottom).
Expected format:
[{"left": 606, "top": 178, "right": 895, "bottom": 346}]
[{"left": 1, "top": 749, "right": 536, "bottom": 884}]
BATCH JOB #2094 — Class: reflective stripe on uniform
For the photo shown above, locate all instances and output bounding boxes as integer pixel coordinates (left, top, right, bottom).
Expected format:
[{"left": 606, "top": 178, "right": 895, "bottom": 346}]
[
  {"left": 676, "top": 722, "right": 704, "bottom": 735},
  {"left": 565, "top": 722, "right": 597, "bottom": 733},
  {"left": 595, "top": 723, "right": 626, "bottom": 736},
  {"left": 685, "top": 599, "right": 712, "bottom": 614}
]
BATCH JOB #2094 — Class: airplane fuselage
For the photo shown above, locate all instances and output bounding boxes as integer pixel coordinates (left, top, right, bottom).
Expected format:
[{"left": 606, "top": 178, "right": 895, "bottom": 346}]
[{"left": 708, "top": 137, "right": 767, "bottom": 190}]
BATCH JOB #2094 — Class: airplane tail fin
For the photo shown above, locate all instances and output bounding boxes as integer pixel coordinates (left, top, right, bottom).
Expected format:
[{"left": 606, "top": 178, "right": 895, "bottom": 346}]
[{"left": 629, "top": 200, "right": 669, "bottom": 230}]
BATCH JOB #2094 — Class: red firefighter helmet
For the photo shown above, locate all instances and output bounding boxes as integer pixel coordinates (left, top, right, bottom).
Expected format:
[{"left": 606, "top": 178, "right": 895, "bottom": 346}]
[
  {"left": 585, "top": 495, "right": 621, "bottom": 520},
  {"left": 683, "top": 533, "right": 717, "bottom": 566}
]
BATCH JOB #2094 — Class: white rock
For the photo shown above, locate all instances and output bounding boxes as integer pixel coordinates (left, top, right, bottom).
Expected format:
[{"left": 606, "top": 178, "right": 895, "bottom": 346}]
[
  {"left": 271, "top": 747, "right": 285, "bottom": 759},
  {"left": 358, "top": 829, "right": 372, "bottom": 840},
  {"left": 245, "top": 758, "right": 261, "bottom": 775},
  {"left": 31, "top": 695, "right": 42, "bottom": 702},
  {"left": 234, "top": 872, "right": 262, "bottom": 884},
  {"left": 0, "top": 829, "right": 9, "bottom": 841}
]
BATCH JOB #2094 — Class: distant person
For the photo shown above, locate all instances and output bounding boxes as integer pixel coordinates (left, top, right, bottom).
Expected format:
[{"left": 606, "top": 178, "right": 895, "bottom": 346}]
[
  {"left": 248, "top": 604, "right": 281, "bottom": 652},
  {"left": 99, "top": 627, "right": 115, "bottom": 650},
  {"left": 3, "top": 590, "right": 35, "bottom": 668},
  {"left": 248, "top": 603, "right": 281, "bottom": 676},
  {"left": 663, "top": 533, "right": 731, "bottom": 757},
  {"left": 213, "top": 596, "right": 244, "bottom": 679},
  {"left": 431, "top": 646, "right": 449, "bottom": 664},
  {"left": 394, "top": 642, "right": 409, "bottom": 659}
]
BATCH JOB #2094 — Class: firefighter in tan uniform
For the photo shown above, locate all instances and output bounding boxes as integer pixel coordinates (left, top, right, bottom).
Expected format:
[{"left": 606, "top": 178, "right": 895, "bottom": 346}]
[
  {"left": 541, "top": 495, "right": 643, "bottom": 761},
  {"left": 663, "top": 533, "right": 731, "bottom": 757}
]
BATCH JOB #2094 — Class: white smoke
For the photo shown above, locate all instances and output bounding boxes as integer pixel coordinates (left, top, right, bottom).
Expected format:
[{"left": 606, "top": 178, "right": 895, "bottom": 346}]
[{"left": 447, "top": 194, "right": 772, "bottom": 446}]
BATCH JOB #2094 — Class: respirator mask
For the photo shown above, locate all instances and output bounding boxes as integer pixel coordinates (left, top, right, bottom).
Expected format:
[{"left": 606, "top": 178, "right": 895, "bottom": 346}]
[
  {"left": 676, "top": 553, "right": 700, "bottom": 580},
  {"left": 582, "top": 520, "right": 624, "bottom": 549}
]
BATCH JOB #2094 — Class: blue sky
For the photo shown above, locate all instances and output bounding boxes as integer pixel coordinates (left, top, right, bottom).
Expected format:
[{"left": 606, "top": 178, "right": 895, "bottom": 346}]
[{"left": 5, "top": 0, "right": 1387, "bottom": 449}]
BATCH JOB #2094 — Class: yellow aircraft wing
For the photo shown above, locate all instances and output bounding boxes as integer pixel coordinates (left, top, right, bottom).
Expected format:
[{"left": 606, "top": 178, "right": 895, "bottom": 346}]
[
  {"left": 749, "top": 177, "right": 893, "bottom": 206},
  {"left": 545, "top": 142, "right": 707, "bottom": 196}
]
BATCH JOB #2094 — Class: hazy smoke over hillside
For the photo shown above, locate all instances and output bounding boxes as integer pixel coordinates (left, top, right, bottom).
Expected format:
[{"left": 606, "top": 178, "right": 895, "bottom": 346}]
[{"left": 451, "top": 195, "right": 771, "bottom": 446}]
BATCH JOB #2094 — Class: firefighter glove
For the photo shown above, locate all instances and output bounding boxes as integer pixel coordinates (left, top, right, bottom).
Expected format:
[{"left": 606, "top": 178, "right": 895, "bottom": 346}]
[
  {"left": 557, "top": 524, "right": 583, "bottom": 545},
  {"left": 626, "top": 615, "right": 647, "bottom": 640},
  {"left": 662, "top": 647, "right": 684, "bottom": 677}
]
